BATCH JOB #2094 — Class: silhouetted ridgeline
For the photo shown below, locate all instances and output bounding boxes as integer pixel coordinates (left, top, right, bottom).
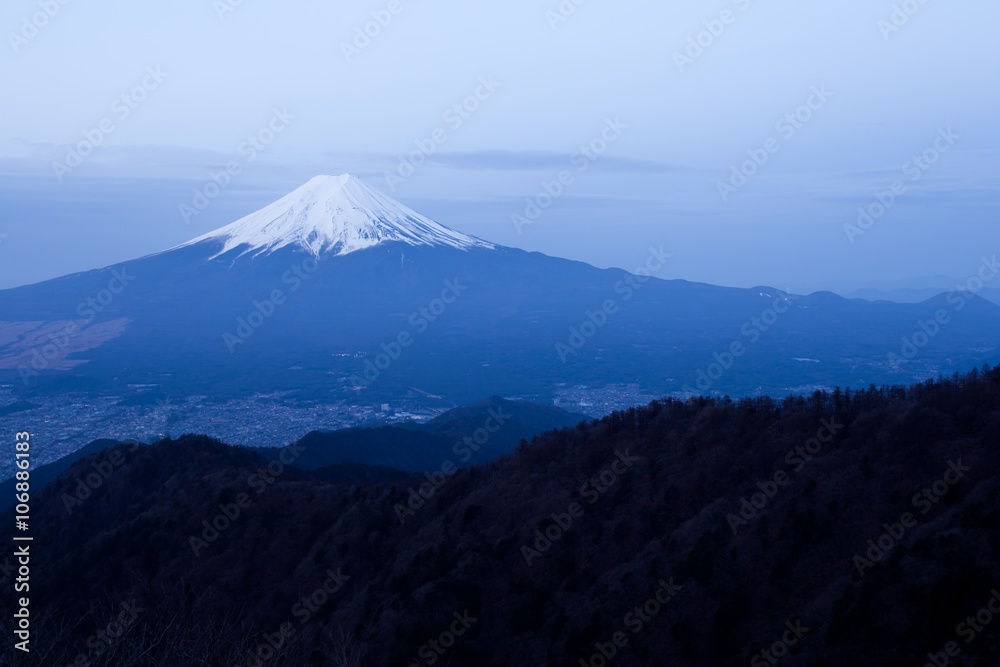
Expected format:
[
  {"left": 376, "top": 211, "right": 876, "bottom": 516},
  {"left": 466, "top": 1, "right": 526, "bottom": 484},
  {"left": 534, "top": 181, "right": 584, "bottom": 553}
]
[{"left": 3, "top": 367, "right": 1000, "bottom": 665}]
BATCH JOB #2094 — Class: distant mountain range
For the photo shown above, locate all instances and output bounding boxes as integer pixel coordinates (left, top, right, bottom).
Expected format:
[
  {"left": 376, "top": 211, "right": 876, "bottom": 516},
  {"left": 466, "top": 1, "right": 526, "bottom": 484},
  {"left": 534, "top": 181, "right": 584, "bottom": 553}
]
[
  {"left": 844, "top": 285, "right": 1000, "bottom": 306},
  {"left": 0, "top": 396, "right": 587, "bottom": 509},
  {"left": 255, "top": 396, "right": 589, "bottom": 472},
  {"left": 0, "top": 174, "right": 997, "bottom": 403}
]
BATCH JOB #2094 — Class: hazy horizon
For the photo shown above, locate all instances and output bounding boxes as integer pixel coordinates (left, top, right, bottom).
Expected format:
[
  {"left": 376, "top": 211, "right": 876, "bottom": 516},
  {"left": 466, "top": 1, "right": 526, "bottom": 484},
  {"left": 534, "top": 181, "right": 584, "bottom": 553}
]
[{"left": 1, "top": 0, "right": 997, "bottom": 293}]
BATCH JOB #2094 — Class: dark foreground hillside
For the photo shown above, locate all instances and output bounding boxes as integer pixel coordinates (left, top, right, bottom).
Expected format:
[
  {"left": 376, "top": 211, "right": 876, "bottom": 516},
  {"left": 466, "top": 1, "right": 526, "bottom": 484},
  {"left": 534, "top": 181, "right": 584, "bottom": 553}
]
[{"left": 3, "top": 367, "right": 1000, "bottom": 665}]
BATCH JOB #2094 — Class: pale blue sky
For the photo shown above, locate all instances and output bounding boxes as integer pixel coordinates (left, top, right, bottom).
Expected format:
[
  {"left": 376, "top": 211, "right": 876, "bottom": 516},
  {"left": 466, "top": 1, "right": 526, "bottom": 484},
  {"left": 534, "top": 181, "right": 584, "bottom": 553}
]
[{"left": 0, "top": 0, "right": 997, "bottom": 292}]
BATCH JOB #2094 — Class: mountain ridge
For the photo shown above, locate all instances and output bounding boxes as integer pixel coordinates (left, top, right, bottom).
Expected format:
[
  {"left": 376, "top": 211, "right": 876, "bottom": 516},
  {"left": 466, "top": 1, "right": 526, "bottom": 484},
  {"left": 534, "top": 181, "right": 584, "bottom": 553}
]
[
  {"left": 0, "top": 179, "right": 997, "bottom": 402},
  {"left": 172, "top": 174, "right": 494, "bottom": 260},
  {"left": 5, "top": 367, "right": 1000, "bottom": 664}
]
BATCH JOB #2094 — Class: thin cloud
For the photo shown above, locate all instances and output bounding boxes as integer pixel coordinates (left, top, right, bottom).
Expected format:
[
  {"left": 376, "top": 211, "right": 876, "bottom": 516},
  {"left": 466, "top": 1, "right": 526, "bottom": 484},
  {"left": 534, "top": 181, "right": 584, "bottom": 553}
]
[{"left": 424, "top": 150, "right": 693, "bottom": 174}]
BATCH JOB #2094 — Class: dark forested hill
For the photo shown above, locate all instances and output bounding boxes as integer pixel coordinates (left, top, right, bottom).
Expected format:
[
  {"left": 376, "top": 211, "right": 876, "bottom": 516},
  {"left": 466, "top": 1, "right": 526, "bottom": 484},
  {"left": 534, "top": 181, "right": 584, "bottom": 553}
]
[
  {"left": 0, "top": 437, "right": 124, "bottom": 512},
  {"left": 4, "top": 367, "right": 1000, "bottom": 665},
  {"left": 258, "top": 396, "right": 589, "bottom": 473}
]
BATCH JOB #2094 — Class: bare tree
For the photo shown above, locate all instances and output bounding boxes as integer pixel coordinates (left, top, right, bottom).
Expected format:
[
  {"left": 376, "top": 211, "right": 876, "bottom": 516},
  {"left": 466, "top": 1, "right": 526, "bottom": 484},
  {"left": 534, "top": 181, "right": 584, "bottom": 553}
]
[{"left": 324, "top": 626, "right": 367, "bottom": 667}]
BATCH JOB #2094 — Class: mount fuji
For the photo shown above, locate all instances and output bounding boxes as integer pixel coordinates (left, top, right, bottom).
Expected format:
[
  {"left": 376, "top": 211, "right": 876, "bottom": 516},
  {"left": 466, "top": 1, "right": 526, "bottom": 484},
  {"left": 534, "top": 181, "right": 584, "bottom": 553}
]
[
  {"left": 178, "top": 174, "right": 494, "bottom": 259},
  {"left": 0, "top": 174, "right": 998, "bottom": 402}
]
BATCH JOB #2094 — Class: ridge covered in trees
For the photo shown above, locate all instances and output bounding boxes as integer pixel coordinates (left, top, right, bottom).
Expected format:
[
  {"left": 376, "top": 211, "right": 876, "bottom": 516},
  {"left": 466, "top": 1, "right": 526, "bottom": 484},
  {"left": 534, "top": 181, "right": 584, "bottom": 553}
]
[{"left": 3, "top": 366, "right": 1000, "bottom": 665}]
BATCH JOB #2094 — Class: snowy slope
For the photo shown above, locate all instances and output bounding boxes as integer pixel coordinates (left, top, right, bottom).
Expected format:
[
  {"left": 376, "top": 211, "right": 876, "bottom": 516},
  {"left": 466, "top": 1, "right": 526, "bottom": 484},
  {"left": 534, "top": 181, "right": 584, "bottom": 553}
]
[{"left": 176, "top": 174, "right": 494, "bottom": 259}]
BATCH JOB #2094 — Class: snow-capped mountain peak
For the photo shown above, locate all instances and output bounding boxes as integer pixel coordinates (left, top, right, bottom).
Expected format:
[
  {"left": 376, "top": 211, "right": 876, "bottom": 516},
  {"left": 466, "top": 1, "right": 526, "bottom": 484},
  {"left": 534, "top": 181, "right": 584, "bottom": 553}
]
[{"left": 178, "top": 174, "right": 494, "bottom": 258}]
